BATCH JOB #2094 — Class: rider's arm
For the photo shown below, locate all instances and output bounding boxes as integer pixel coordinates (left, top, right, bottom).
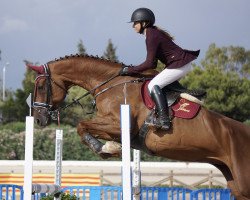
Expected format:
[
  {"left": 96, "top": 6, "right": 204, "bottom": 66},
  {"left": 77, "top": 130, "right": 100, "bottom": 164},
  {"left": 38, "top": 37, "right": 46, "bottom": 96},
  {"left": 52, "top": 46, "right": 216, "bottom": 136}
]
[{"left": 128, "top": 30, "right": 159, "bottom": 73}]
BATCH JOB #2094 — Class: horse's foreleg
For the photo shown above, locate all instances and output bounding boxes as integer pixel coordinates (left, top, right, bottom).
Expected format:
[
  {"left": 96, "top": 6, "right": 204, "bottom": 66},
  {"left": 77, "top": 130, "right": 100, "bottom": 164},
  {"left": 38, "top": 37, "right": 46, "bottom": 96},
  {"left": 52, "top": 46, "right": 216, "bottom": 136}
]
[
  {"left": 82, "top": 133, "right": 103, "bottom": 154},
  {"left": 82, "top": 132, "right": 120, "bottom": 159},
  {"left": 77, "top": 117, "right": 121, "bottom": 159}
]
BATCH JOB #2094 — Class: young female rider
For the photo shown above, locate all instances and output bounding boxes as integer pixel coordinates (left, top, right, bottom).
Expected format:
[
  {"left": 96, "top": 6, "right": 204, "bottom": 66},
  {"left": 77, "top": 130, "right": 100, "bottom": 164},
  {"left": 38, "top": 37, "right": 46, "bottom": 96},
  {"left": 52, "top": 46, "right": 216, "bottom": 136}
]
[{"left": 120, "top": 8, "right": 200, "bottom": 131}]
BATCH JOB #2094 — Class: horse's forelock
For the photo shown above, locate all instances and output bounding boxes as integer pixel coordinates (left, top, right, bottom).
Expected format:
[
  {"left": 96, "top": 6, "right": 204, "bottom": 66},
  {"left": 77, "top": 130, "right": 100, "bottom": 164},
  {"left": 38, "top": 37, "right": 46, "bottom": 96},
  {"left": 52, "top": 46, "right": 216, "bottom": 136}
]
[{"left": 27, "top": 64, "right": 45, "bottom": 74}]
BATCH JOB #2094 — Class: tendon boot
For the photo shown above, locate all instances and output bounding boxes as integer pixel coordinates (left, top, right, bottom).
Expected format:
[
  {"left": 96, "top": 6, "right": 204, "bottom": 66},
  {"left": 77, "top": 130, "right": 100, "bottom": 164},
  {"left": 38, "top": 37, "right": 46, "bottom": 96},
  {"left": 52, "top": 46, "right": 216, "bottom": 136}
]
[{"left": 150, "top": 85, "right": 171, "bottom": 131}]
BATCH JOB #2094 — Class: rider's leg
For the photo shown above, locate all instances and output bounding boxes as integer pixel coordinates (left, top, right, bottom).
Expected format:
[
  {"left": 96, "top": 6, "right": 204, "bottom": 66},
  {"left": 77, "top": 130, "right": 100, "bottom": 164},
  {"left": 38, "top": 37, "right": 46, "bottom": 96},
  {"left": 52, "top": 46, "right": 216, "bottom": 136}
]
[
  {"left": 148, "top": 62, "right": 192, "bottom": 130},
  {"left": 150, "top": 85, "right": 171, "bottom": 130},
  {"left": 148, "top": 62, "right": 192, "bottom": 91}
]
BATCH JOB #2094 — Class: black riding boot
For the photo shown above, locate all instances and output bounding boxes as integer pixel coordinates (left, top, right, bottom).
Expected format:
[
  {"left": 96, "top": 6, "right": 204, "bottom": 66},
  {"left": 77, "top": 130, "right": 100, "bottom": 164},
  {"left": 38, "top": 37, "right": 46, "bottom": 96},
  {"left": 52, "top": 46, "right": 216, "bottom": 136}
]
[{"left": 150, "top": 85, "right": 171, "bottom": 131}]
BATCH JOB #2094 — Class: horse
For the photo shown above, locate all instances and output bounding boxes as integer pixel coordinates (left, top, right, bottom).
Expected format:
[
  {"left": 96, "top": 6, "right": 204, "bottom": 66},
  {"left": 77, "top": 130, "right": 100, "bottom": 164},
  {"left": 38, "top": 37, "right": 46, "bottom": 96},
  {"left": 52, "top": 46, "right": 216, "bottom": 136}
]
[{"left": 28, "top": 54, "right": 250, "bottom": 200}]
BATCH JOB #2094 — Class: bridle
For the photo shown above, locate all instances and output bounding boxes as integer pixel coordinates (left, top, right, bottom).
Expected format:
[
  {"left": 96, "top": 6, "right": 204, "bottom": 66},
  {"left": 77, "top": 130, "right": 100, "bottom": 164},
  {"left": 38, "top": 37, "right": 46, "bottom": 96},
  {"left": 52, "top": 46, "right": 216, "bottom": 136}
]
[
  {"left": 32, "top": 64, "right": 67, "bottom": 120},
  {"left": 33, "top": 64, "right": 149, "bottom": 121}
]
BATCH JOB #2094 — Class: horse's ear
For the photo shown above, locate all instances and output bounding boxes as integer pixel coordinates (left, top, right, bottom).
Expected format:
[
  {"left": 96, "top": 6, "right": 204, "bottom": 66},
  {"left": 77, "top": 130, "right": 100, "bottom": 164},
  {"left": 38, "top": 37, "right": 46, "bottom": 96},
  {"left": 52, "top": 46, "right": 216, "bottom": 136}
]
[{"left": 26, "top": 64, "right": 45, "bottom": 74}]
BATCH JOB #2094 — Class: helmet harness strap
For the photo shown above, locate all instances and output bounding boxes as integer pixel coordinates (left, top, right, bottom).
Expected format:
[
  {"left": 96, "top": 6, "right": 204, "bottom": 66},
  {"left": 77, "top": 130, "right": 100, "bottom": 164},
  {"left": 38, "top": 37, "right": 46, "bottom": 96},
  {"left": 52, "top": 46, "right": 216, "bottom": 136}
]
[{"left": 139, "top": 21, "right": 151, "bottom": 34}]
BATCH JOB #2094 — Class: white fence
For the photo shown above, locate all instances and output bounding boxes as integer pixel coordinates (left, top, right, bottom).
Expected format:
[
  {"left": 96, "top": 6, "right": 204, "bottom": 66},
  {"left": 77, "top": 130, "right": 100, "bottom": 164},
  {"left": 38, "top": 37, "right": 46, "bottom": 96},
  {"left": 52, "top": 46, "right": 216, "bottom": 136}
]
[{"left": 0, "top": 161, "right": 226, "bottom": 189}]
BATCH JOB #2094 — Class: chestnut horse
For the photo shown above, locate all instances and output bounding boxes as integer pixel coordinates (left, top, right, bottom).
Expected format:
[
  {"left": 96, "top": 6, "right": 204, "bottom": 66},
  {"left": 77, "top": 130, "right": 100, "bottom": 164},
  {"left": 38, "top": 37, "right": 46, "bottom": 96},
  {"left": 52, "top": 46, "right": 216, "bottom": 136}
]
[{"left": 28, "top": 55, "right": 250, "bottom": 200}]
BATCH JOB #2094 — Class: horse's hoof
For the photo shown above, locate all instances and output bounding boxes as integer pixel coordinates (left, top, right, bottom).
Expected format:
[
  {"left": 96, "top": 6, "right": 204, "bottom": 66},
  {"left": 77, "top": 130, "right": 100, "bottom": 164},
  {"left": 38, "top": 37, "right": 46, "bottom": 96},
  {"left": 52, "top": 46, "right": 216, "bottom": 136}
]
[
  {"left": 98, "top": 152, "right": 113, "bottom": 159},
  {"left": 98, "top": 151, "right": 121, "bottom": 159}
]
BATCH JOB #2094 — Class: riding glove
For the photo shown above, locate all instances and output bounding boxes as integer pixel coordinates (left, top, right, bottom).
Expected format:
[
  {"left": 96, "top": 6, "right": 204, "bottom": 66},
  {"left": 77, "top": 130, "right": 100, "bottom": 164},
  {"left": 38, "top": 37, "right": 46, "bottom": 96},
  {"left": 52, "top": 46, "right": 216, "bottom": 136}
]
[{"left": 119, "top": 66, "right": 130, "bottom": 76}]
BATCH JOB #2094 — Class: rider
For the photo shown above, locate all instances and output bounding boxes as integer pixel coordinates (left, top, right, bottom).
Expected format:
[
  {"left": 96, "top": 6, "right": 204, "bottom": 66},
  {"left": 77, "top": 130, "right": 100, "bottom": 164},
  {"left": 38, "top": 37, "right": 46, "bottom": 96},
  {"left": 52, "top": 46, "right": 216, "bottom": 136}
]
[{"left": 120, "top": 8, "right": 200, "bottom": 131}]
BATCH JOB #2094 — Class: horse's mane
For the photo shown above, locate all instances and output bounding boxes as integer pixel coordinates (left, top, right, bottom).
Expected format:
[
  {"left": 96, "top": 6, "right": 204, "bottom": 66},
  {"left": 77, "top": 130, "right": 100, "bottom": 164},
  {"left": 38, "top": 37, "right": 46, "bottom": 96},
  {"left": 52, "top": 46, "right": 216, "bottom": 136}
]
[
  {"left": 48, "top": 54, "right": 124, "bottom": 65},
  {"left": 47, "top": 53, "right": 157, "bottom": 77}
]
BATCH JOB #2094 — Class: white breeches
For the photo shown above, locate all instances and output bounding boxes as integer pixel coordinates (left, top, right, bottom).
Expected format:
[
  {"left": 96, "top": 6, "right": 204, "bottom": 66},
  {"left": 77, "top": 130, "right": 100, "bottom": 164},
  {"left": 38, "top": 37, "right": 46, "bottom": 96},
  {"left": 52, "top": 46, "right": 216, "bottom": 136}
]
[{"left": 148, "top": 62, "right": 192, "bottom": 92}]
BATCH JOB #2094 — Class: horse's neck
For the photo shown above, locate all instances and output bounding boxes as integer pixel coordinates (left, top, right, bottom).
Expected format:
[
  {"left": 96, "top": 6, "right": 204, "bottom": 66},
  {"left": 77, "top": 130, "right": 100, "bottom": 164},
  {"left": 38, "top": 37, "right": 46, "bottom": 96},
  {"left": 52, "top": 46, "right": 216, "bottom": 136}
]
[{"left": 51, "top": 58, "right": 120, "bottom": 91}]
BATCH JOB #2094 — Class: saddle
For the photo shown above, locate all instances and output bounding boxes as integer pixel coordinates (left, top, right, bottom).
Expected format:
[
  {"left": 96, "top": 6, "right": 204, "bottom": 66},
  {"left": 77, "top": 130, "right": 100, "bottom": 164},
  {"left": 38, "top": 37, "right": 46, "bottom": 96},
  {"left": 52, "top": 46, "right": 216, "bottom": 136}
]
[{"left": 141, "top": 80, "right": 206, "bottom": 119}]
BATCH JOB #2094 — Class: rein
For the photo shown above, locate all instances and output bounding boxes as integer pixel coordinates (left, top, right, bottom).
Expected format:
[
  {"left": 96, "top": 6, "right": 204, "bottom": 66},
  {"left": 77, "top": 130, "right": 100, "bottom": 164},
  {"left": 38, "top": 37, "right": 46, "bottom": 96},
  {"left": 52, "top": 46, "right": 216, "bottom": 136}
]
[
  {"left": 33, "top": 63, "right": 150, "bottom": 121},
  {"left": 60, "top": 76, "right": 150, "bottom": 112},
  {"left": 94, "top": 77, "right": 149, "bottom": 100},
  {"left": 59, "top": 72, "right": 121, "bottom": 111}
]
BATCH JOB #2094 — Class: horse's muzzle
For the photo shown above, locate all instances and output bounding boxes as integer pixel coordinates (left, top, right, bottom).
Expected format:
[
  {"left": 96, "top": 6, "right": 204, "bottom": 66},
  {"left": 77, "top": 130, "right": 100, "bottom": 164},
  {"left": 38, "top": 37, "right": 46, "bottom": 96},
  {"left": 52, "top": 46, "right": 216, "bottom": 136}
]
[{"left": 33, "top": 107, "right": 50, "bottom": 127}]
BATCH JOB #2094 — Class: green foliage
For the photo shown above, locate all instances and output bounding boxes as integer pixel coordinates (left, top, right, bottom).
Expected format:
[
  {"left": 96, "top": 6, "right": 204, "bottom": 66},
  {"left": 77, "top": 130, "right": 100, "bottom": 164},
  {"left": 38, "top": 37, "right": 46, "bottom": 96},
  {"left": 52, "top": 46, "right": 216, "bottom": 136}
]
[
  {"left": 60, "top": 86, "right": 95, "bottom": 126},
  {"left": 0, "top": 124, "right": 171, "bottom": 161},
  {"left": 141, "top": 151, "right": 170, "bottom": 161},
  {"left": 41, "top": 192, "right": 79, "bottom": 200},
  {"left": 0, "top": 61, "right": 35, "bottom": 123},
  {"left": 0, "top": 128, "right": 25, "bottom": 160},
  {"left": 0, "top": 124, "right": 104, "bottom": 160},
  {"left": 156, "top": 60, "right": 165, "bottom": 72},
  {"left": 103, "top": 39, "right": 118, "bottom": 62},
  {"left": 244, "top": 120, "right": 250, "bottom": 126},
  {"left": 77, "top": 39, "right": 87, "bottom": 55},
  {"left": 181, "top": 44, "right": 250, "bottom": 122},
  {"left": 0, "top": 121, "right": 25, "bottom": 132}
]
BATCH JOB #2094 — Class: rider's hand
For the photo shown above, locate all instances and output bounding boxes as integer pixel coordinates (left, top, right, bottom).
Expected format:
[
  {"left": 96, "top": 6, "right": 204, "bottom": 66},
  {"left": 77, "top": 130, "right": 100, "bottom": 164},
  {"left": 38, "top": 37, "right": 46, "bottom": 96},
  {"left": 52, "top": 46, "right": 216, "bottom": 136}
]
[{"left": 119, "top": 66, "right": 130, "bottom": 76}]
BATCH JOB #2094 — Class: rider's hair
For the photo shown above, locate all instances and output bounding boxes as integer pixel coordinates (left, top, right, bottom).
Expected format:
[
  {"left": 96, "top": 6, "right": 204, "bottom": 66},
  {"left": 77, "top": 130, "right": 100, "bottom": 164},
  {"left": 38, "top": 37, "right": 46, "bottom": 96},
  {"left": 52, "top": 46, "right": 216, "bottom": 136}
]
[{"left": 155, "top": 26, "right": 174, "bottom": 41}]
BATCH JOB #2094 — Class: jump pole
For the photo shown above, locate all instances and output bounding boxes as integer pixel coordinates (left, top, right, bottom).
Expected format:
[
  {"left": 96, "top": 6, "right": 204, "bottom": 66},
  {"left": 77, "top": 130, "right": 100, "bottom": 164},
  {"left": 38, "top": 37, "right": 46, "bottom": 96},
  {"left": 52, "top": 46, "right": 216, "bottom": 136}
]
[
  {"left": 121, "top": 104, "right": 132, "bottom": 199},
  {"left": 24, "top": 94, "right": 62, "bottom": 200},
  {"left": 55, "top": 129, "right": 63, "bottom": 186},
  {"left": 23, "top": 93, "right": 34, "bottom": 200},
  {"left": 132, "top": 149, "right": 141, "bottom": 200},
  {"left": 54, "top": 129, "right": 63, "bottom": 200}
]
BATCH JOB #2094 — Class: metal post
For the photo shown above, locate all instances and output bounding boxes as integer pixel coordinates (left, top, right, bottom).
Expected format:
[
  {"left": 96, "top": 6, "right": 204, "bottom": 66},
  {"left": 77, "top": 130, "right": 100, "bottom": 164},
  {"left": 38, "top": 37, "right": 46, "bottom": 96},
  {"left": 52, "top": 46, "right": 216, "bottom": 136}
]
[
  {"left": 2, "top": 62, "right": 9, "bottom": 101},
  {"left": 24, "top": 94, "right": 34, "bottom": 200},
  {"left": 209, "top": 170, "right": 213, "bottom": 188},
  {"left": 55, "top": 130, "right": 63, "bottom": 186},
  {"left": 3, "top": 65, "right": 5, "bottom": 101},
  {"left": 132, "top": 150, "right": 141, "bottom": 200},
  {"left": 170, "top": 170, "right": 173, "bottom": 187},
  {"left": 23, "top": 116, "right": 34, "bottom": 200},
  {"left": 55, "top": 129, "right": 63, "bottom": 200},
  {"left": 121, "top": 104, "right": 132, "bottom": 200}
]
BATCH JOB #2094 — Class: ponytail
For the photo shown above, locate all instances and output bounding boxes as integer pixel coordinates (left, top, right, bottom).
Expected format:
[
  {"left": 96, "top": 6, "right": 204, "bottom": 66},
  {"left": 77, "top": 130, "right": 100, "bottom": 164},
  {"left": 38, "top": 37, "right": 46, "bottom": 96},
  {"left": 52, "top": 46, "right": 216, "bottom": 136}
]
[{"left": 155, "top": 26, "right": 174, "bottom": 40}]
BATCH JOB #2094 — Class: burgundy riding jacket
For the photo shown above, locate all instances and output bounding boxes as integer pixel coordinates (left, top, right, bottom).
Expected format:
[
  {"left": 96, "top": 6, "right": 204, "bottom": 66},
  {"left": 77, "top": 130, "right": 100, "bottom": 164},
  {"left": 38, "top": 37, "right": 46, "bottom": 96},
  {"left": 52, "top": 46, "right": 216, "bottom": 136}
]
[{"left": 128, "top": 27, "right": 200, "bottom": 73}]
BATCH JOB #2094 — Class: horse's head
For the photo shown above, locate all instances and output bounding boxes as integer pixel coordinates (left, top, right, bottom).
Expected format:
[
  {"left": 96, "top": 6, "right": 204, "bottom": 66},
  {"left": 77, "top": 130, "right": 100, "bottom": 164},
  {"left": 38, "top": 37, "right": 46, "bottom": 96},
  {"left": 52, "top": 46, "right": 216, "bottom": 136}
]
[{"left": 27, "top": 64, "right": 67, "bottom": 126}]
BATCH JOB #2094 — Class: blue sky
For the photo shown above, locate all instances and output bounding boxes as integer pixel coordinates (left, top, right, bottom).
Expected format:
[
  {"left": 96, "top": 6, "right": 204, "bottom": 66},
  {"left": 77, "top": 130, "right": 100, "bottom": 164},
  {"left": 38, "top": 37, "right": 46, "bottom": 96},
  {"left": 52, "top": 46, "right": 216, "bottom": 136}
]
[{"left": 0, "top": 0, "right": 250, "bottom": 90}]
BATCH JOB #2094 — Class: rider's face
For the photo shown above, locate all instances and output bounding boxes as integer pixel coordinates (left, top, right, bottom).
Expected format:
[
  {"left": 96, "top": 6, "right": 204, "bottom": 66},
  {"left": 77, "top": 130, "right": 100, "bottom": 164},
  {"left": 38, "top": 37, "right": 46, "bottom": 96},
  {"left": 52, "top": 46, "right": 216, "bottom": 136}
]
[{"left": 133, "top": 22, "right": 141, "bottom": 33}]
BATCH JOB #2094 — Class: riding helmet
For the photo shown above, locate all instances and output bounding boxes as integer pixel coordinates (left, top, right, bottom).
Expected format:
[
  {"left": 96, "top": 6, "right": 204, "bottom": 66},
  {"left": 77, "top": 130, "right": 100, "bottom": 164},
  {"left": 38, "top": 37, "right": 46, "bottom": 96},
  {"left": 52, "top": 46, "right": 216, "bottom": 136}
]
[{"left": 130, "top": 8, "right": 155, "bottom": 25}]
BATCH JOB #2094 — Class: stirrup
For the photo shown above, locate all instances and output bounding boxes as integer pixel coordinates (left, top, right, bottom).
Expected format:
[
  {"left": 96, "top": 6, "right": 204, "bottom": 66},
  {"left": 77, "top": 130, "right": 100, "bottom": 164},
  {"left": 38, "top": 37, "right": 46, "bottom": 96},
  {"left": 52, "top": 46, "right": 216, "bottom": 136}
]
[
  {"left": 146, "top": 117, "right": 171, "bottom": 131},
  {"left": 160, "top": 121, "right": 171, "bottom": 131},
  {"left": 156, "top": 117, "right": 171, "bottom": 130}
]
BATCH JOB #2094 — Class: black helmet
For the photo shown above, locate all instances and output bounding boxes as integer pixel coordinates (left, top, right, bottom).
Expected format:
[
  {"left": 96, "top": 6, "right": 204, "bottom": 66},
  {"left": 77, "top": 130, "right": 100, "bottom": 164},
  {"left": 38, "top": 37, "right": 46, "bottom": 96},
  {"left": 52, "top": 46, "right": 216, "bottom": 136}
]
[{"left": 130, "top": 8, "right": 155, "bottom": 25}]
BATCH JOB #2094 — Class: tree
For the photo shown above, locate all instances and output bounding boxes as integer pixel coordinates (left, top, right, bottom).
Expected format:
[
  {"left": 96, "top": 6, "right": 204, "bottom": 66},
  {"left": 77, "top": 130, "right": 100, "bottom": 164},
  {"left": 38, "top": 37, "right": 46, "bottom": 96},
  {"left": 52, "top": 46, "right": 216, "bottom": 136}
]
[
  {"left": 181, "top": 44, "right": 250, "bottom": 122},
  {"left": 0, "top": 60, "right": 36, "bottom": 123},
  {"left": 60, "top": 86, "right": 95, "bottom": 126},
  {"left": 77, "top": 39, "right": 87, "bottom": 55},
  {"left": 103, "top": 39, "right": 118, "bottom": 62}
]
